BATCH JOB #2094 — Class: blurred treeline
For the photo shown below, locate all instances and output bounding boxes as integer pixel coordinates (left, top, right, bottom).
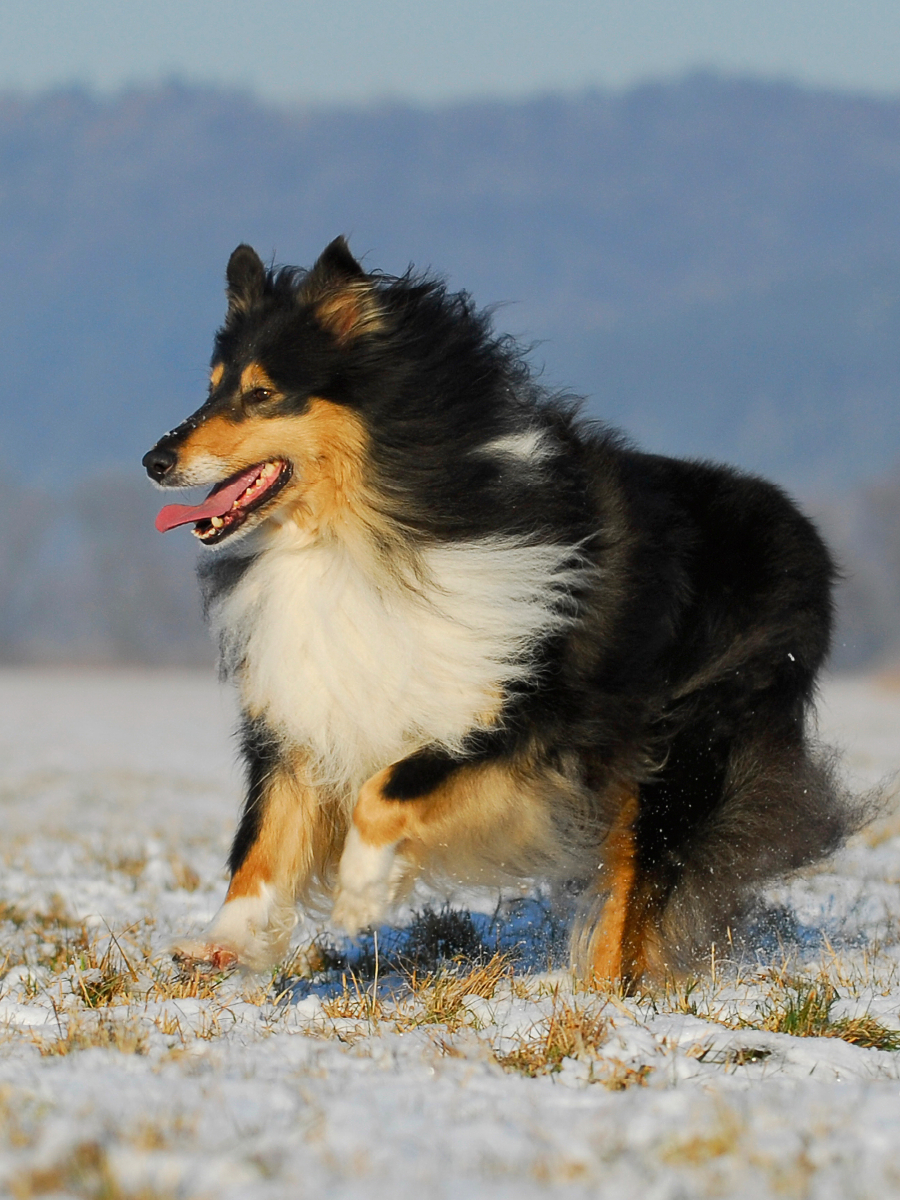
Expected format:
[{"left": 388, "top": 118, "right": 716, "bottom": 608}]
[
  {"left": 0, "top": 475, "right": 209, "bottom": 666},
  {"left": 814, "top": 473, "right": 900, "bottom": 669},
  {"left": 0, "top": 470, "right": 896, "bottom": 671},
  {"left": 1, "top": 73, "right": 900, "bottom": 669}
]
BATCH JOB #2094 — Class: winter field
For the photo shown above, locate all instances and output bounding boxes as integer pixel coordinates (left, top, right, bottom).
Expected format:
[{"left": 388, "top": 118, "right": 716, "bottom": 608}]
[{"left": 1, "top": 669, "right": 900, "bottom": 1199}]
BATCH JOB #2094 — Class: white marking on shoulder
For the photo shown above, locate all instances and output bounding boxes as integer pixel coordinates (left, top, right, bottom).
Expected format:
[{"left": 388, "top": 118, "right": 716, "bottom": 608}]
[{"left": 483, "top": 428, "right": 555, "bottom": 463}]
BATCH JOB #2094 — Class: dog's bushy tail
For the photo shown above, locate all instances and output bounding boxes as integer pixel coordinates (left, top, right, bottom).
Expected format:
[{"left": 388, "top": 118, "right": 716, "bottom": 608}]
[
  {"left": 646, "top": 735, "right": 875, "bottom": 974},
  {"left": 572, "top": 729, "right": 878, "bottom": 982}
]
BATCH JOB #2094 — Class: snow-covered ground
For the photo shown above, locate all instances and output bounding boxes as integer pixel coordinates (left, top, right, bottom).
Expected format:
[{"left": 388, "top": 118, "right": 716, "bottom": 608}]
[{"left": 1, "top": 667, "right": 900, "bottom": 1199}]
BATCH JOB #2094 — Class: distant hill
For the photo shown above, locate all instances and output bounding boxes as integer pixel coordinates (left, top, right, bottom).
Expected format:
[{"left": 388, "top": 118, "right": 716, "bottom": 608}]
[
  {"left": 1, "top": 75, "right": 900, "bottom": 667},
  {"left": 2, "top": 74, "right": 900, "bottom": 490}
]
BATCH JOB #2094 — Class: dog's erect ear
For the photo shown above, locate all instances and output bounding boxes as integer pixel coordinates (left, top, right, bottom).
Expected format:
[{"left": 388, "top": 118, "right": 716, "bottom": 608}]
[
  {"left": 312, "top": 236, "right": 366, "bottom": 283},
  {"left": 305, "top": 237, "right": 381, "bottom": 342},
  {"left": 226, "top": 244, "right": 266, "bottom": 314}
]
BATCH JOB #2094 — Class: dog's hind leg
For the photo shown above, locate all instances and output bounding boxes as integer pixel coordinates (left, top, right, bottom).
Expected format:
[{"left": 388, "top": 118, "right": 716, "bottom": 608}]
[
  {"left": 332, "top": 748, "right": 588, "bottom": 937},
  {"left": 573, "top": 720, "right": 734, "bottom": 990},
  {"left": 566, "top": 782, "right": 673, "bottom": 991},
  {"left": 577, "top": 702, "right": 864, "bottom": 991},
  {"left": 173, "top": 736, "right": 331, "bottom": 973},
  {"left": 640, "top": 714, "right": 864, "bottom": 979},
  {"left": 573, "top": 784, "right": 660, "bottom": 988}
]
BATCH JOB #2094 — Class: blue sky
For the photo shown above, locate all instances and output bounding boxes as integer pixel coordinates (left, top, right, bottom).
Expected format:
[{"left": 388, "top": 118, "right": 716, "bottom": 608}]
[{"left": 0, "top": 0, "right": 898, "bottom": 104}]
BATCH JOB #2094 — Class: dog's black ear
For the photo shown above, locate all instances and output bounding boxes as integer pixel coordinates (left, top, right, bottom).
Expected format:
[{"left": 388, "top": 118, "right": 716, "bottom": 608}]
[
  {"left": 312, "top": 236, "right": 366, "bottom": 283},
  {"left": 305, "top": 237, "right": 381, "bottom": 342},
  {"left": 226, "top": 244, "right": 266, "bottom": 313}
]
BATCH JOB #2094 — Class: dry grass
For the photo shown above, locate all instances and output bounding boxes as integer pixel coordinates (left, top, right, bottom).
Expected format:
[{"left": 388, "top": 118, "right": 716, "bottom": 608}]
[
  {"left": 0, "top": 915, "right": 236, "bottom": 1059},
  {"left": 0, "top": 1085, "right": 35, "bottom": 1150},
  {"left": 33, "top": 1012, "right": 148, "bottom": 1057},
  {"left": 688, "top": 1043, "right": 772, "bottom": 1067},
  {"left": 161, "top": 959, "right": 238, "bottom": 1001},
  {"left": 5, "top": 894, "right": 900, "bottom": 1079},
  {"left": 496, "top": 999, "right": 604, "bottom": 1076},
  {"left": 404, "top": 952, "right": 511, "bottom": 1031},
  {"left": 74, "top": 937, "right": 141, "bottom": 1009},
  {"left": 8, "top": 1139, "right": 178, "bottom": 1199},
  {"left": 315, "top": 951, "right": 512, "bottom": 1041},
  {"left": 308, "top": 953, "right": 654, "bottom": 1088},
  {"left": 495, "top": 990, "right": 651, "bottom": 1088},
  {"left": 68, "top": 922, "right": 233, "bottom": 1005},
  {"left": 126, "top": 1112, "right": 198, "bottom": 1152},
  {"left": 319, "top": 976, "right": 385, "bottom": 1034},
  {"left": 167, "top": 855, "right": 201, "bottom": 893},
  {"left": 654, "top": 957, "right": 900, "bottom": 1055},
  {"left": 662, "top": 1108, "right": 744, "bottom": 1166},
  {"left": 749, "top": 974, "right": 900, "bottom": 1051}
]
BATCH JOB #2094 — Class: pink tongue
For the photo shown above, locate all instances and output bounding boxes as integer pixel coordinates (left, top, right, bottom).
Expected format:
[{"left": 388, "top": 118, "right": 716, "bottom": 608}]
[{"left": 155, "top": 466, "right": 264, "bottom": 533}]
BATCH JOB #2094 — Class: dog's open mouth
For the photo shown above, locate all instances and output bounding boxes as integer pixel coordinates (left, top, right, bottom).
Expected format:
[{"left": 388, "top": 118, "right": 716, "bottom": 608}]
[{"left": 155, "top": 460, "right": 292, "bottom": 544}]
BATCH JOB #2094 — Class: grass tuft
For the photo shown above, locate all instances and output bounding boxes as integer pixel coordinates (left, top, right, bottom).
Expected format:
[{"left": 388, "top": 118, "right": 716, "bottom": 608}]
[
  {"left": 494, "top": 991, "right": 650, "bottom": 1087},
  {"left": 405, "top": 952, "right": 511, "bottom": 1031},
  {"left": 747, "top": 974, "right": 900, "bottom": 1051},
  {"left": 826, "top": 1014, "right": 900, "bottom": 1051},
  {"left": 496, "top": 995, "right": 607, "bottom": 1078},
  {"left": 34, "top": 1013, "right": 148, "bottom": 1057},
  {"left": 302, "top": 904, "right": 495, "bottom": 984}
]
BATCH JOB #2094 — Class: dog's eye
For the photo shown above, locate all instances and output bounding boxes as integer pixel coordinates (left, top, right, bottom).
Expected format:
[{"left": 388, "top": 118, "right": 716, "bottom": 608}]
[{"left": 244, "top": 387, "right": 274, "bottom": 404}]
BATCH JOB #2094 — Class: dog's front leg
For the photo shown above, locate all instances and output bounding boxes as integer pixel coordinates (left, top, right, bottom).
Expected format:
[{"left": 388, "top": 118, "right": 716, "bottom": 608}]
[
  {"left": 331, "top": 748, "right": 469, "bottom": 936},
  {"left": 173, "top": 745, "right": 325, "bottom": 973},
  {"left": 331, "top": 745, "right": 568, "bottom": 936}
]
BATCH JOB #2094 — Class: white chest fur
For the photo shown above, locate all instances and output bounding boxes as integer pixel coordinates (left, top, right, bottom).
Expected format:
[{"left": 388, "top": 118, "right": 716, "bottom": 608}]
[{"left": 210, "top": 530, "right": 586, "bottom": 795}]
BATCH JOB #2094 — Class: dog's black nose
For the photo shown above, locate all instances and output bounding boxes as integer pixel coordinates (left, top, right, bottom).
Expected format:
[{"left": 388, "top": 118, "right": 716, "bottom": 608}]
[{"left": 142, "top": 446, "right": 177, "bottom": 482}]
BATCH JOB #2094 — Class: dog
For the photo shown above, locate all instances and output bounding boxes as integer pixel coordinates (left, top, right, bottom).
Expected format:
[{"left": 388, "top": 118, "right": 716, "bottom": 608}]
[{"left": 143, "top": 237, "right": 859, "bottom": 987}]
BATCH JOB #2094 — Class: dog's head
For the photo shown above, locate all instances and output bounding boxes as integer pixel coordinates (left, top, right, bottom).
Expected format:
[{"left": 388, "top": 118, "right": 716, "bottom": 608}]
[{"left": 143, "top": 237, "right": 384, "bottom": 548}]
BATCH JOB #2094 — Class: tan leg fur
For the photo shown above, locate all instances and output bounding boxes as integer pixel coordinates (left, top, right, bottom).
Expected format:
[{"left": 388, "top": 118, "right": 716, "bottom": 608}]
[
  {"left": 173, "top": 761, "right": 337, "bottom": 972},
  {"left": 331, "top": 755, "right": 589, "bottom": 937},
  {"left": 573, "top": 783, "right": 667, "bottom": 991}
]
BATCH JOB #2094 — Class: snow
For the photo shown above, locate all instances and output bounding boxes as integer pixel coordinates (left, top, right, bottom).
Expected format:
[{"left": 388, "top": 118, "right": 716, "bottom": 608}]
[{"left": 0, "top": 666, "right": 900, "bottom": 1198}]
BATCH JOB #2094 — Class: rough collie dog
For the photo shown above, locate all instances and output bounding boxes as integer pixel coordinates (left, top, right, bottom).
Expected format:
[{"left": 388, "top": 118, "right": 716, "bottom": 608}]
[{"left": 143, "top": 237, "right": 858, "bottom": 988}]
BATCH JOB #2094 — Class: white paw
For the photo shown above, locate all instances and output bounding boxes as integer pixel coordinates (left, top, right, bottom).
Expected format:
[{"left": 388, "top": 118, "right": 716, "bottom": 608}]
[
  {"left": 331, "top": 884, "right": 391, "bottom": 938},
  {"left": 173, "top": 886, "right": 296, "bottom": 973},
  {"left": 332, "top": 826, "right": 401, "bottom": 937}
]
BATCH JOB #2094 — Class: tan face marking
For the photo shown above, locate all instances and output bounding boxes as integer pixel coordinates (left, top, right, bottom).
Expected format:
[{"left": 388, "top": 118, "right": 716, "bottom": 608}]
[
  {"left": 240, "top": 362, "right": 279, "bottom": 395},
  {"left": 209, "top": 362, "right": 225, "bottom": 388},
  {"left": 172, "top": 397, "right": 374, "bottom": 539}
]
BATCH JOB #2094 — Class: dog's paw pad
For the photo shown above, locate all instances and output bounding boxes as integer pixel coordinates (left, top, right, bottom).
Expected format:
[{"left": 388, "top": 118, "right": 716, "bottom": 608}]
[{"left": 172, "top": 940, "right": 239, "bottom": 972}]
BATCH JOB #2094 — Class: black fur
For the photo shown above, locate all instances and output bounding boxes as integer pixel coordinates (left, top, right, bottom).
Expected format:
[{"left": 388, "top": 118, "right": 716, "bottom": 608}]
[
  {"left": 382, "top": 749, "right": 463, "bottom": 801},
  {"left": 229, "top": 717, "right": 282, "bottom": 877}
]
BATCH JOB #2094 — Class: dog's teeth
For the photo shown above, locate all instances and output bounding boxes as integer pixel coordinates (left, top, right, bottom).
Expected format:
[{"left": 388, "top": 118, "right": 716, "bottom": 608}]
[{"left": 211, "top": 517, "right": 224, "bottom": 528}]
